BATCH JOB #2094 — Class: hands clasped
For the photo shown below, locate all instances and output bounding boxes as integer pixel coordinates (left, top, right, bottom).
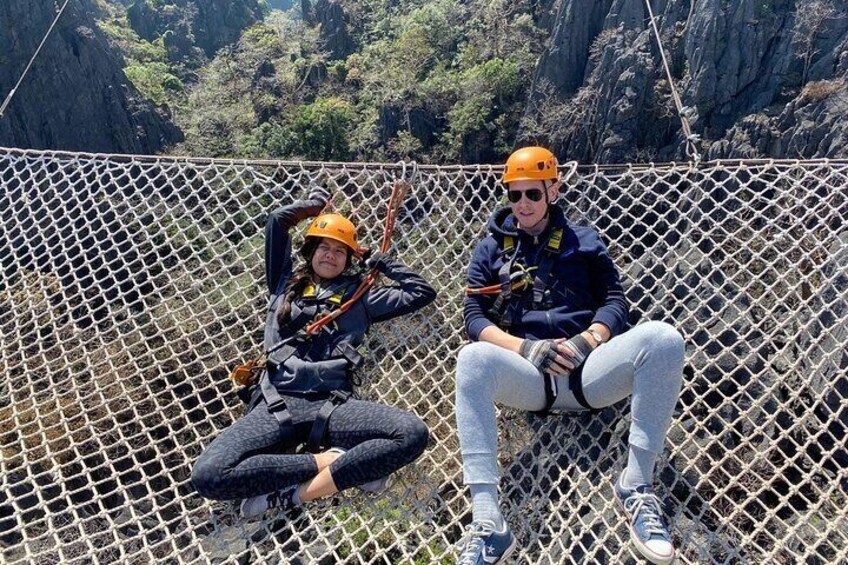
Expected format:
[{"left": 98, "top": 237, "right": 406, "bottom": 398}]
[{"left": 519, "top": 333, "right": 596, "bottom": 377}]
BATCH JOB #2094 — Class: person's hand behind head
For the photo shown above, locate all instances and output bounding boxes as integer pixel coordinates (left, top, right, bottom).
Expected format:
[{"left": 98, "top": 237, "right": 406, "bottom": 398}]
[
  {"left": 306, "top": 185, "right": 331, "bottom": 206},
  {"left": 363, "top": 251, "right": 391, "bottom": 273}
]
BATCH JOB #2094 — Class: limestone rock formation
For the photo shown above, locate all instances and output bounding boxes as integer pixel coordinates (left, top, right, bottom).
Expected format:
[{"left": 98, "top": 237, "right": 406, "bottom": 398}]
[
  {"left": 708, "top": 80, "right": 848, "bottom": 159},
  {"left": 301, "top": 0, "right": 355, "bottom": 61},
  {"left": 527, "top": 0, "right": 848, "bottom": 162},
  {"left": 126, "top": 0, "right": 264, "bottom": 61},
  {"left": 0, "top": 0, "right": 182, "bottom": 153}
]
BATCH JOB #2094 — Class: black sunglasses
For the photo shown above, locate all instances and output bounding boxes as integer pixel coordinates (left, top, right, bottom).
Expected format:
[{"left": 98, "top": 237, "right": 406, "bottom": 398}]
[{"left": 507, "top": 188, "right": 545, "bottom": 203}]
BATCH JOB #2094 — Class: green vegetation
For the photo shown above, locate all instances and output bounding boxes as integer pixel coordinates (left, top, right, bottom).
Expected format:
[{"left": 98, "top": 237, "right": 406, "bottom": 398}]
[
  {"left": 91, "top": 1, "right": 548, "bottom": 162},
  {"left": 173, "top": 1, "right": 546, "bottom": 163},
  {"left": 124, "top": 62, "right": 184, "bottom": 105},
  {"left": 95, "top": 1, "right": 186, "bottom": 107}
]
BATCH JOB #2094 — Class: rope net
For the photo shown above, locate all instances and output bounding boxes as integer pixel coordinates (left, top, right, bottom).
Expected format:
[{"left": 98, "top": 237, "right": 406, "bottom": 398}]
[{"left": 1, "top": 147, "right": 846, "bottom": 564}]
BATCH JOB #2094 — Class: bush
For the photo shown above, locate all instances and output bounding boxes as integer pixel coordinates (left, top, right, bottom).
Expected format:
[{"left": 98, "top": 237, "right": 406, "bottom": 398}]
[
  {"left": 801, "top": 79, "right": 845, "bottom": 103},
  {"left": 124, "top": 62, "right": 184, "bottom": 105},
  {"left": 287, "top": 97, "right": 356, "bottom": 160}
]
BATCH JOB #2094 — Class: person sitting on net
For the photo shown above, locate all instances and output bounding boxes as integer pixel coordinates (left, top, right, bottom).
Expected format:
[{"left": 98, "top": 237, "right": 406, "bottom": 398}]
[
  {"left": 192, "top": 186, "right": 436, "bottom": 518},
  {"left": 454, "top": 147, "right": 684, "bottom": 565}
]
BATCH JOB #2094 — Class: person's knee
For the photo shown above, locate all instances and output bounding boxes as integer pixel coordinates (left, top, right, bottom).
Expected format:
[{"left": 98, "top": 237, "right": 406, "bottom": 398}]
[
  {"left": 640, "top": 321, "right": 685, "bottom": 358},
  {"left": 636, "top": 321, "right": 685, "bottom": 392},
  {"left": 456, "top": 342, "right": 498, "bottom": 393},
  {"left": 191, "top": 456, "right": 226, "bottom": 500},
  {"left": 396, "top": 414, "right": 430, "bottom": 462},
  {"left": 655, "top": 321, "right": 685, "bottom": 359}
]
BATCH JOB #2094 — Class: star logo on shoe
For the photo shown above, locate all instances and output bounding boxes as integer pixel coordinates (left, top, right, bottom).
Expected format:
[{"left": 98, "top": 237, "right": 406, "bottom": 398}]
[
  {"left": 457, "top": 519, "right": 516, "bottom": 565},
  {"left": 483, "top": 545, "right": 500, "bottom": 563}
]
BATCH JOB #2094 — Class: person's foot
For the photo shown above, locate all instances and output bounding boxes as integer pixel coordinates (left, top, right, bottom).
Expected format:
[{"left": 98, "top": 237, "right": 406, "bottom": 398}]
[
  {"left": 239, "top": 484, "right": 299, "bottom": 519},
  {"left": 456, "top": 519, "right": 517, "bottom": 564},
  {"left": 358, "top": 476, "right": 388, "bottom": 493},
  {"left": 614, "top": 476, "right": 675, "bottom": 565},
  {"left": 327, "top": 447, "right": 389, "bottom": 493}
]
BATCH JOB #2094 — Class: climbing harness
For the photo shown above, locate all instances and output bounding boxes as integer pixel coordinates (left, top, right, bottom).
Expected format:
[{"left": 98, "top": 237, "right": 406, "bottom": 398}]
[
  {"left": 466, "top": 221, "right": 597, "bottom": 414},
  {"left": 533, "top": 368, "right": 597, "bottom": 417},
  {"left": 568, "top": 369, "right": 597, "bottom": 412},
  {"left": 245, "top": 284, "right": 362, "bottom": 433},
  {"left": 465, "top": 227, "right": 568, "bottom": 330},
  {"left": 306, "top": 390, "right": 353, "bottom": 453},
  {"left": 230, "top": 167, "right": 414, "bottom": 438}
]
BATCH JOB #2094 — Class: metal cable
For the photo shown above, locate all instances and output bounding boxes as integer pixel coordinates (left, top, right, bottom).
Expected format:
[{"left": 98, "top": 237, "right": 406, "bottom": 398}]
[
  {"left": 643, "top": 0, "right": 702, "bottom": 163},
  {"left": 0, "top": 0, "right": 71, "bottom": 119}
]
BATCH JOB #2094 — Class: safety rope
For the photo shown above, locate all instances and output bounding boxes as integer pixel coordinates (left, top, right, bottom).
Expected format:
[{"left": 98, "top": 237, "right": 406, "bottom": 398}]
[
  {"left": 0, "top": 0, "right": 70, "bottom": 119},
  {"left": 2, "top": 146, "right": 844, "bottom": 170},
  {"left": 643, "top": 0, "right": 702, "bottom": 163},
  {"left": 305, "top": 168, "right": 412, "bottom": 335}
]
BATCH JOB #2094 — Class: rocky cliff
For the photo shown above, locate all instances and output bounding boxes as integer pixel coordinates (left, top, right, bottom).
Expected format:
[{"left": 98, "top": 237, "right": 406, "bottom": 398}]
[
  {"left": 0, "top": 0, "right": 182, "bottom": 153},
  {"left": 301, "top": 0, "right": 354, "bottom": 61},
  {"left": 528, "top": 0, "right": 848, "bottom": 162},
  {"left": 126, "top": 0, "right": 264, "bottom": 62}
]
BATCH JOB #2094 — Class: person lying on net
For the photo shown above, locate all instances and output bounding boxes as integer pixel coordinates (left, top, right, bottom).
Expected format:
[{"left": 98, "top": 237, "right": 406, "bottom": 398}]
[
  {"left": 192, "top": 186, "right": 436, "bottom": 518},
  {"left": 455, "top": 147, "right": 684, "bottom": 565}
]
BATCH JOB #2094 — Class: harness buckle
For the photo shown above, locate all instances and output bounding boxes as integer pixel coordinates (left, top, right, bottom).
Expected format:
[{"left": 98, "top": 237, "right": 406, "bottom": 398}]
[
  {"left": 510, "top": 265, "right": 535, "bottom": 290},
  {"left": 267, "top": 397, "right": 288, "bottom": 412},
  {"left": 330, "top": 390, "right": 351, "bottom": 403}
]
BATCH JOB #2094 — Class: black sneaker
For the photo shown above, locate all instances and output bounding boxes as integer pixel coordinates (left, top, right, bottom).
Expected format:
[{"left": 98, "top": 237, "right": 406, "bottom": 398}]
[{"left": 239, "top": 484, "right": 298, "bottom": 519}]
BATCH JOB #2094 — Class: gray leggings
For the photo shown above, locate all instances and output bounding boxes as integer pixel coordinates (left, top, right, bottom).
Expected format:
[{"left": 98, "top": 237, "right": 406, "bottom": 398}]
[{"left": 455, "top": 321, "right": 685, "bottom": 485}]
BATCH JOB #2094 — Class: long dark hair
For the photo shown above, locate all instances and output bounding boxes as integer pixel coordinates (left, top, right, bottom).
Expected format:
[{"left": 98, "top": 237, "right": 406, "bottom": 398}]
[{"left": 276, "top": 263, "right": 314, "bottom": 327}]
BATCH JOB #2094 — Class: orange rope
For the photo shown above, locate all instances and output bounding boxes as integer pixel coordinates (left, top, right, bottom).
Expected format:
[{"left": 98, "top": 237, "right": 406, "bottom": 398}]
[
  {"left": 464, "top": 266, "right": 537, "bottom": 296},
  {"left": 305, "top": 179, "right": 408, "bottom": 335}
]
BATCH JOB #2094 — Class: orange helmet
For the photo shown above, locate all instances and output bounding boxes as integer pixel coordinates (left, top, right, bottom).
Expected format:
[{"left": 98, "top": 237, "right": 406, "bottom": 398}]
[
  {"left": 502, "top": 146, "right": 558, "bottom": 184},
  {"left": 305, "top": 213, "right": 359, "bottom": 251}
]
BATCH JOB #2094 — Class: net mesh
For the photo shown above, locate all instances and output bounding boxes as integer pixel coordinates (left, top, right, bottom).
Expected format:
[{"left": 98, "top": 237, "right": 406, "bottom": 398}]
[{"left": 1, "top": 147, "right": 846, "bottom": 564}]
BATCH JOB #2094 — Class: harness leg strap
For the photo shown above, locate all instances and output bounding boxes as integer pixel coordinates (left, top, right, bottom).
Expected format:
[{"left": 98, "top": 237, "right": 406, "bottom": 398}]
[
  {"left": 568, "top": 368, "right": 598, "bottom": 412},
  {"left": 306, "top": 391, "right": 352, "bottom": 453},
  {"left": 533, "top": 372, "right": 558, "bottom": 416},
  {"left": 260, "top": 372, "right": 293, "bottom": 429},
  {"left": 534, "top": 369, "right": 598, "bottom": 415}
]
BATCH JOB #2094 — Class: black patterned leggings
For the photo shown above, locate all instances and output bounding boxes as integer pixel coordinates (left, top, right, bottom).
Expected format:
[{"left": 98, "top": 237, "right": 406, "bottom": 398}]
[{"left": 191, "top": 394, "right": 429, "bottom": 500}]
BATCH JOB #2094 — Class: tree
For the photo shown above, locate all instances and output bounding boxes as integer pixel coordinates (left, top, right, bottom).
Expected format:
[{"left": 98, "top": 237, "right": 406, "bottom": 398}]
[
  {"left": 287, "top": 97, "right": 355, "bottom": 160},
  {"left": 792, "top": 1, "right": 838, "bottom": 84}
]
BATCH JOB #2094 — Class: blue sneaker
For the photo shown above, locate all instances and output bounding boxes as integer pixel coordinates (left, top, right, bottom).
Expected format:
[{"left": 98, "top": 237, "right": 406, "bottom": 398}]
[
  {"left": 614, "top": 476, "right": 675, "bottom": 565},
  {"left": 457, "top": 519, "right": 517, "bottom": 564}
]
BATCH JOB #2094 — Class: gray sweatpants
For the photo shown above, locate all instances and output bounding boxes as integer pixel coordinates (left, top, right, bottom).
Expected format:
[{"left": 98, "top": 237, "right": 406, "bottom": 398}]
[{"left": 456, "top": 321, "right": 685, "bottom": 485}]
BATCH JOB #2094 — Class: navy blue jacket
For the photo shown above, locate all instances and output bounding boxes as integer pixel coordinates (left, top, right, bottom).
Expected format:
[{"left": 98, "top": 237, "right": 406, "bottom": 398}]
[
  {"left": 464, "top": 205, "right": 628, "bottom": 341},
  {"left": 263, "top": 198, "right": 436, "bottom": 394}
]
